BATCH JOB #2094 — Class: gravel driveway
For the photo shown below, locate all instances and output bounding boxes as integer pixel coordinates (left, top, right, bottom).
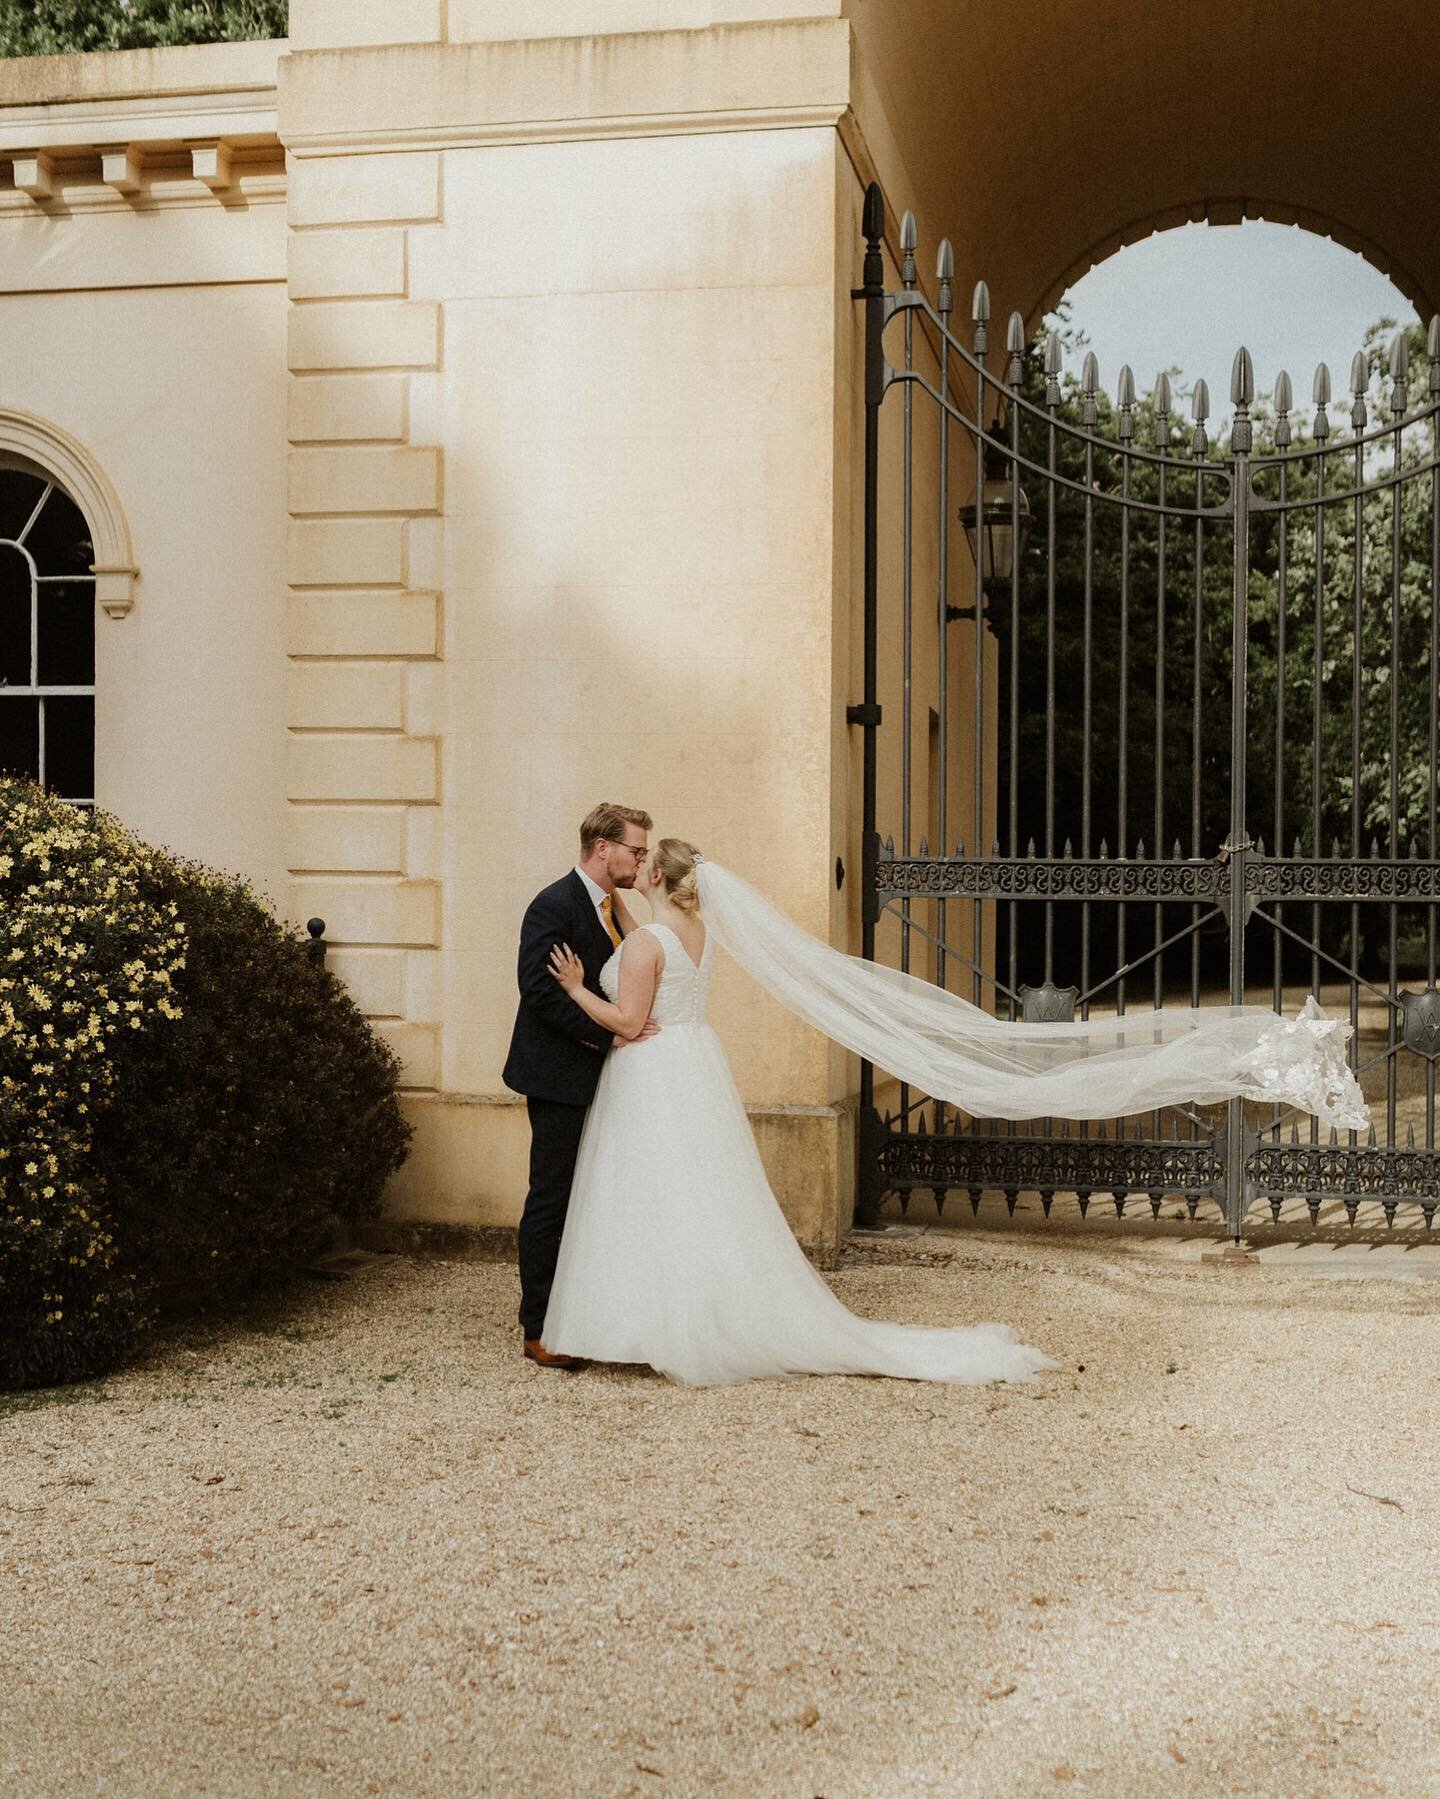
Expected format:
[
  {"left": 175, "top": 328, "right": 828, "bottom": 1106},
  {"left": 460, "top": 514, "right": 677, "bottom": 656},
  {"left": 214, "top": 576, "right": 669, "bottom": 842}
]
[{"left": 3, "top": 1234, "right": 1438, "bottom": 1796}]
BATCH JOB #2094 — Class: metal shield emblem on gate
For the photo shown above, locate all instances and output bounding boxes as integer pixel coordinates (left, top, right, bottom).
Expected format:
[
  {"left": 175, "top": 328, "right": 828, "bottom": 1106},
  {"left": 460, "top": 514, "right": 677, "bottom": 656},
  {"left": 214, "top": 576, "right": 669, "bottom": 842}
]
[
  {"left": 1020, "top": 982, "right": 1079, "bottom": 1025},
  {"left": 1400, "top": 989, "right": 1440, "bottom": 1059}
]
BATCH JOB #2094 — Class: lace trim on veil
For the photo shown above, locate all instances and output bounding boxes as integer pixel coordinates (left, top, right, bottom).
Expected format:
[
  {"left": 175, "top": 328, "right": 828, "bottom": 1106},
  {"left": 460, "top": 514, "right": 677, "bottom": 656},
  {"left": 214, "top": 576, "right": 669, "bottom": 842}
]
[{"left": 1236, "top": 996, "right": 1368, "bottom": 1131}]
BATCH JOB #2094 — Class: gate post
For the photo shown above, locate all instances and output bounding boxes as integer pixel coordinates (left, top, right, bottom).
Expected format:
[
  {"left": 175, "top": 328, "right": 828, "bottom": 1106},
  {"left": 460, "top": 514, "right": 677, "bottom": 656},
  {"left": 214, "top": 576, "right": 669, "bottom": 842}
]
[
  {"left": 849, "top": 182, "right": 887, "bottom": 1229},
  {"left": 1223, "top": 349, "right": 1256, "bottom": 1240}
]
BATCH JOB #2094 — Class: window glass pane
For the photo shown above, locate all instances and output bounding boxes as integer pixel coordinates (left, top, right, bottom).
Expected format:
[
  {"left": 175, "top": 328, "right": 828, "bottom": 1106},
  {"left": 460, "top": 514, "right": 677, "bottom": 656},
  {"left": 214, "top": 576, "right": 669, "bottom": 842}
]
[
  {"left": 0, "top": 696, "right": 39, "bottom": 782},
  {"left": 0, "top": 470, "right": 47, "bottom": 543},
  {"left": 0, "top": 544, "right": 31, "bottom": 687},
  {"left": 36, "top": 580, "right": 95, "bottom": 687},
  {"left": 42, "top": 697, "right": 93, "bottom": 801},
  {"left": 20, "top": 485, "right": 93, "bottom": 576}
]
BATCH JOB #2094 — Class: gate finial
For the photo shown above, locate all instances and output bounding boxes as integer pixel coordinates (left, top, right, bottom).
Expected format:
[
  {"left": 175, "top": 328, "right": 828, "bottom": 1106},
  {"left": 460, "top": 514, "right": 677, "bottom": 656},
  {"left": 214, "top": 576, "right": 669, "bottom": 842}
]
[
  {"left": 971, "top": 280, "right": 990, "bottom": 356},
  {"left": 1191, "top": 377, "right": 1209, "bottom": 457},
  {"left": 936, "top": 239, "right": 954, "bottom": 315},
  {"left": 1313, "top": 361, "right": 1331, "bottom": 442},
  {"left": 862, "top": 181, "right": 884, "bottom": 244},
  {"left": 1081, "top": 351, "right": 1099, "bottom": 427},
  {"left": 1116, "top": 364, "right": 1135, "bottom": 441},
  {"left": 1230, "top": 347, "right": 1253, "bottom": 454},
  {"left": 1388, "top": 329, "right": 1410, "bottom": 418},
  {"left": 1154, "top": 372, "right": 1171, "bottom": 447},
  {"left": 1349, "top": 349, "right": 1369, "bottom": 431},
  {"left": 861, "top": 182, "right": 885, "bottom": 300},
  {"left": 1006, "top": 311, "right": 1026, "bottom": 387},
  {"left": 1274, "top": 369, "right": 1292, "bottom": 447},
  {"left": 1230, "top": 346, "right": 1254, "bottom": 407},
  {"left": 1044, "top": 331, "right": 1062, "bottom": 408},
  {"left": 899, "top": 209, "right": 917, "bottom": 288}
]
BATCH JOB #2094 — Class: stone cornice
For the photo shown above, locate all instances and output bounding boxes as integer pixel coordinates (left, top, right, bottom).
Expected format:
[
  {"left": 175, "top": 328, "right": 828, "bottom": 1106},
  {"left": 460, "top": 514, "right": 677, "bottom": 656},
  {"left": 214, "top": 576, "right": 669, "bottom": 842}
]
[
  {"left": 279, "top": 18, "right": 850, "bottom": 154},
  {"left": 0, "top": 39, "right": 282, "bottom": 209},
  {"left": 283, "top": 103, "right": 848, "bottom": 157},
  {"left": 0, "top": 88, "right": 279, "bottom": 153}
]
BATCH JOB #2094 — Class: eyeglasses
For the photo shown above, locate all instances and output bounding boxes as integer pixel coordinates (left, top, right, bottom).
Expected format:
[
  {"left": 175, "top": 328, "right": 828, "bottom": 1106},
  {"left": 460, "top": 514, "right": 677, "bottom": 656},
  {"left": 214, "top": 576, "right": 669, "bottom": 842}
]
[{"left": 606, "top": 840, "right": 649, "bottom": 861}]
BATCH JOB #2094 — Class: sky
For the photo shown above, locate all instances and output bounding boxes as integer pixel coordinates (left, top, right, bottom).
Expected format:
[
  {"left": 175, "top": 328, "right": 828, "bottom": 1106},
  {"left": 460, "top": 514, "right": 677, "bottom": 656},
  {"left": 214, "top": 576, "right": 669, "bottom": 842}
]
[{"left": 1053, "top": 220, "right": 1420, "bottom": 420}]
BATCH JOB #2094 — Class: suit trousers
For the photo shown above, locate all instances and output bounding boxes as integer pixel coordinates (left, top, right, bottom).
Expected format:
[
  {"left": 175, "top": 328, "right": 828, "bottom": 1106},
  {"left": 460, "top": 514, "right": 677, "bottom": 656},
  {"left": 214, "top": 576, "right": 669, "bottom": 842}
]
[{"left": 517, "top": 1096, "right": 589, "bottom": 1339}]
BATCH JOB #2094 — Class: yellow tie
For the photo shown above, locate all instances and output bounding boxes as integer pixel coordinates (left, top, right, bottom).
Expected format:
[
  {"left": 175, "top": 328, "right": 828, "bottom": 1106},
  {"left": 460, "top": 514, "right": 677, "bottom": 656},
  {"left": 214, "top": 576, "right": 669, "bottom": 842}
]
[{"left": 600, "top": 894, "right": 621, "bottom": 949}]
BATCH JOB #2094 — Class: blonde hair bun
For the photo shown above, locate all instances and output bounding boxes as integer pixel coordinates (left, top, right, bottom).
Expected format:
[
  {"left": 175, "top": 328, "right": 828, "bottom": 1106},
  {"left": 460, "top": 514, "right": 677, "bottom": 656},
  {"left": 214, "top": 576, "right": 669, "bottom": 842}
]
[{"left": 655, "top": 837, "right": 703, "bottom": 914}]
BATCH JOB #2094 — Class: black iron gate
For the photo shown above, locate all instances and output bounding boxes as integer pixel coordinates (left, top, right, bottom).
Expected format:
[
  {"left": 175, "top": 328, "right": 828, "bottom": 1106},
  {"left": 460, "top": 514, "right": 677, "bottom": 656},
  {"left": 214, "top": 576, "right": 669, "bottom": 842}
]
[{"left": 850, "top": 185, "right": 1440, "bottom": 1237}]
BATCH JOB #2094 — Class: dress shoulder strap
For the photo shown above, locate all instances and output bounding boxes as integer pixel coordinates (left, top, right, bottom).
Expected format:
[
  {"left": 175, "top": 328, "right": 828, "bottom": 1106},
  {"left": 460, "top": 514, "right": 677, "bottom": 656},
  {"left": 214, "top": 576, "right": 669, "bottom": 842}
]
[{"left": 645, "top": 920, "right": 707, "bottom": 969}]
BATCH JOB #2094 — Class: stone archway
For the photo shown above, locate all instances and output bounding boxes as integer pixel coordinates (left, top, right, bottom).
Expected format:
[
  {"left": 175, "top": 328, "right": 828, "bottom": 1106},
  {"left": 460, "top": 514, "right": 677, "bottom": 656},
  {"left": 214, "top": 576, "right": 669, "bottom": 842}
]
[{"left": 843, "top": 0, "right": 1440, "bottom": 329}]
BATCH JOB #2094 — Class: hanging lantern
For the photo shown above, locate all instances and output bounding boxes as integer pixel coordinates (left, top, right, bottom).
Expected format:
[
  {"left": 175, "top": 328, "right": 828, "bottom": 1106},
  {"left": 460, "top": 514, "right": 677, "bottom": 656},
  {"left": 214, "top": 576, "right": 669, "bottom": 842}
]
[{"left": 958, "top": 429, "right": 1031, "bottom": 593}]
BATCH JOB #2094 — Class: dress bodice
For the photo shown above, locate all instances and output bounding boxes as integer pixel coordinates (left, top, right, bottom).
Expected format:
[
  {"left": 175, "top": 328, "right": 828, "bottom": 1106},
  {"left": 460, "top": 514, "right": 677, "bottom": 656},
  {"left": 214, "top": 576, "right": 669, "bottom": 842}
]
[{"left": 601, "top": 921, "right": 712, "bottom": 1026}]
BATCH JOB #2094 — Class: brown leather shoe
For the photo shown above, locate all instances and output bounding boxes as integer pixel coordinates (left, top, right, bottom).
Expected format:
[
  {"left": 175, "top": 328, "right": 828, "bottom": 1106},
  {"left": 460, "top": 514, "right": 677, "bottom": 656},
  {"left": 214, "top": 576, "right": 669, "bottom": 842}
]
[{"left": 523, "top": 1338, "right": 584, "bottom": 1370}]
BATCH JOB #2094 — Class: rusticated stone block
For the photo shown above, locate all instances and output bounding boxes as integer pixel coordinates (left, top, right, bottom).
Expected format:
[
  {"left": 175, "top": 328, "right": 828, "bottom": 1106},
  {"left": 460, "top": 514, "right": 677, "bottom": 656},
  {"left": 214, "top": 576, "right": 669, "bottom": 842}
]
[
  {"left": 288, "top": 875, "right": 440, "bottom": 946},
  {"left": 288, "top": 518, "right": 406, "bottom": 586},
  {"left": 289, "top": 374, "right": 408, "bottom": 444},
  {"left": 289, "top": 301, "right": 439, "bottom": 372},
  {"left": 287, "top": 804, "right": 408, "bottom": 874},
  {"left": 289, "top": 153, "right": 440, "bottom": 228},
  {"left": 288, "top": 590, "right": 439, "bottom": 657},
  {"left": 324, "top": 946, "right": 407, "bottom": 1017},
  {"left": 370, "top": 1018, "right": 441, "bottom": 1088},
  {"left": 288, "top": 732, "right": 439, "bottom": 802},
  {"left": 289, "top": 227, "right": 407, "bottom": 300},
  {"left": 287, "top": 661, "right": 406, "bottom": 729},
  {"left": 288, "top": 446, "right": 440, "bottom": 516}
]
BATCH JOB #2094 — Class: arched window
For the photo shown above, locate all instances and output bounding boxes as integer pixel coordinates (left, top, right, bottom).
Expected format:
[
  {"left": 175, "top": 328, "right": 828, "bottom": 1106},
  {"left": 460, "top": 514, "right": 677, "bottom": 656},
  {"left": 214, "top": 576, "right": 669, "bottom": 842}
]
[{"left": 0, "top": 456, "right": 95, "bottom": 807}]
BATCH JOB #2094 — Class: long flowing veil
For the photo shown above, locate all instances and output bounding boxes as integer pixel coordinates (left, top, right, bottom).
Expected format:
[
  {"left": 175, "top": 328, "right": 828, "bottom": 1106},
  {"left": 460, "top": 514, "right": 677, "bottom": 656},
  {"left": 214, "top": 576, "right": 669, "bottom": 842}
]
[{"left": 692, "top": 860, "right": 1369, "bottom": 1132}]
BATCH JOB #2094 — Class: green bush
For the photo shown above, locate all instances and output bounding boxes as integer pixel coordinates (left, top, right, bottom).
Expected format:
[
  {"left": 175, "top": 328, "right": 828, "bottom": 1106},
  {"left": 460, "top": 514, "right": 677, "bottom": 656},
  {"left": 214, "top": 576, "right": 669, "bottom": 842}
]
[
  {"left": 94, "top": 847, "right": 412, "bottom": 1312},
  {"left": 1, "top": 782, "right": 185, "bottom": 1386},
  {"left": 1, "top": 780, "right": 410, "bottom": 1388}
]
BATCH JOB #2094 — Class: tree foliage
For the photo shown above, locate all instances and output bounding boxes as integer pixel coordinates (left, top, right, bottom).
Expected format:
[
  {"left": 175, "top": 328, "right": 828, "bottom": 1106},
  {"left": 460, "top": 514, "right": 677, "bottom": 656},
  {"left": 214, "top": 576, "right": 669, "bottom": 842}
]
[{"left": 0, "top": 0, "right": 286, "bottom": 55}]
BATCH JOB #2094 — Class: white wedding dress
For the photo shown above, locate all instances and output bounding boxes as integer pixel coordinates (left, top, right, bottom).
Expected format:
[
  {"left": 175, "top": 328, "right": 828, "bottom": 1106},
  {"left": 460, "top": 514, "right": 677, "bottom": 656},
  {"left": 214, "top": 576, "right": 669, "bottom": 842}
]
[{"left": 541, "top": 921, "right": 1057, "bottom": 1388}]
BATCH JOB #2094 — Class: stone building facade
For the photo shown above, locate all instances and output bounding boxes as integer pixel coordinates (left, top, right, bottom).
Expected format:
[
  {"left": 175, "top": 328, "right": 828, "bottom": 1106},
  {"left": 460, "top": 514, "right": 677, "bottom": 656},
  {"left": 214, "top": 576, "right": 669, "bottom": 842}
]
[{"left": 5, "top": 1, "right": 1428, "bottom": 1258}]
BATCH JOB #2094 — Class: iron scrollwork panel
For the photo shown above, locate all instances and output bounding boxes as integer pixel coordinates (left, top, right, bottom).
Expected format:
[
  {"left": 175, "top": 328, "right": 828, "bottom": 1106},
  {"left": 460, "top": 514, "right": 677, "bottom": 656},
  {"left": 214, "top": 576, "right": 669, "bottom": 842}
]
[
  {"left": 1245, "top": 858, "right": 1440, "bottom": 902},
  {"left": 881, "top": 1131, "right": 1222, "bottom": 1202},
  {"left": 875, "top": 855, "right": 1230, "bottom": 902},
  {"left": 1249, "top": 1142, "right": 1440, "bottom": 1204}
]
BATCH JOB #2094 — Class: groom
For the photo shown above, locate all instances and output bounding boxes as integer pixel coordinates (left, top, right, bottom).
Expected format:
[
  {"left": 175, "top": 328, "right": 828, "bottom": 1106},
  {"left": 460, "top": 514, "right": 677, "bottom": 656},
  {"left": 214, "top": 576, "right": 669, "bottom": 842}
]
[{"left": 504, "top": 802, "right": 655, "bottom": 1368}]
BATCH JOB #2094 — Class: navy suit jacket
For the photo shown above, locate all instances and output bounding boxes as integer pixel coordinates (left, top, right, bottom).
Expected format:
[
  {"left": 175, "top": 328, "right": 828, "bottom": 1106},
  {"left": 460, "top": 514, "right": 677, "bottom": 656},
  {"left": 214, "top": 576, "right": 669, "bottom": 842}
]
[{"left": 502, "top": 870, "right": 624, "bottom": 1106}]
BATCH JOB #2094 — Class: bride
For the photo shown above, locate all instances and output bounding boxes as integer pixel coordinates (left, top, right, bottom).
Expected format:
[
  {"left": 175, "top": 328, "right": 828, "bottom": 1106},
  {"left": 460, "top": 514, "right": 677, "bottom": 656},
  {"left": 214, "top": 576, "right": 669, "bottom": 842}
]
[{"left": 541, "top": 839, "right": 1367, "bottom": 1388}]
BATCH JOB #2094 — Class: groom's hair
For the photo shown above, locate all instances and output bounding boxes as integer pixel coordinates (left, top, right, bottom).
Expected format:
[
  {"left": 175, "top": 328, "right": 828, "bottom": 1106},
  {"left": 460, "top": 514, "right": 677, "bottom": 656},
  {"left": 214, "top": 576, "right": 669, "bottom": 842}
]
[{"left": 580, "top": 803, "right": 653, "bottom": 857}]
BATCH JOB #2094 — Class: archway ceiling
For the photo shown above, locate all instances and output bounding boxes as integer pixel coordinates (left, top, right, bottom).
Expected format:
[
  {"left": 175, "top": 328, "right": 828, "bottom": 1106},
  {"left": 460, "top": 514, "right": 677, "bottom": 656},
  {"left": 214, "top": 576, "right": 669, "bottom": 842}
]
[{"left": 845, "top": 0, "right": 1439, "bottom": 335}]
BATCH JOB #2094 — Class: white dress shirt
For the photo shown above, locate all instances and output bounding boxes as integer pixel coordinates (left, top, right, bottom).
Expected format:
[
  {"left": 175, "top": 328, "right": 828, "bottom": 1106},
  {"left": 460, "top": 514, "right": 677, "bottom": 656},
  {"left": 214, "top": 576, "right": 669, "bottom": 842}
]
[{"left": 574, "top": 865, "right": 618, "bottom": 941}]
